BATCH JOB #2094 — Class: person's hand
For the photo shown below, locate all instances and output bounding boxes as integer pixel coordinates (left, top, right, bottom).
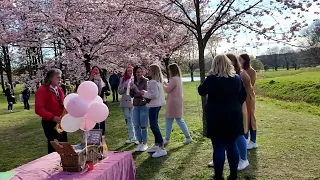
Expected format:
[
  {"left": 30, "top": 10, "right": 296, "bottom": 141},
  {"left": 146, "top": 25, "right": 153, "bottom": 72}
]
[
  {"left": 141, "top": 90, "right": 146, "bottom": 95},
  {"left": 130, "top": 82, "right": 135, "bottom": 89},
  {"left": 163, "top": 81, "right": 168, "bottom": 86},
  {"left": 53, "top": 116, "right": 61, "bottom": 123}
]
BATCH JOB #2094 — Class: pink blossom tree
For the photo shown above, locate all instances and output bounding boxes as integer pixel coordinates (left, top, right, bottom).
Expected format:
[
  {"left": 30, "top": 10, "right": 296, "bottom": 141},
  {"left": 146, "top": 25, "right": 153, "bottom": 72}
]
[{"left": 134, "top": 0, "right": 319, "bottom": 135}]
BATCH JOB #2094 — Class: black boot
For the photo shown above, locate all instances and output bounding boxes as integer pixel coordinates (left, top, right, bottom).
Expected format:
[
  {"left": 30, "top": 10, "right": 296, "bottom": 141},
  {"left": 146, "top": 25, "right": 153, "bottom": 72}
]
[{"left": 227, "top": 175, "right": 238, "bottom": 180}]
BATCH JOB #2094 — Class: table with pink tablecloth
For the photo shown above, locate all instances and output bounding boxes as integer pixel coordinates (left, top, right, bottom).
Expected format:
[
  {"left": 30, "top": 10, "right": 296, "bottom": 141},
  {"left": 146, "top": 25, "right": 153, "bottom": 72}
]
[{"left": 10, "top": 151, "right": 136, "bottom": 180}]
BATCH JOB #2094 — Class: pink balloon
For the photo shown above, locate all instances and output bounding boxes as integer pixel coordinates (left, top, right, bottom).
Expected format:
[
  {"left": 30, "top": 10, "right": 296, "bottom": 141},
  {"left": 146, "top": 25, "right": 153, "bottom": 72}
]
[
  {"left": 86, "top": 103, "right": 109, "bottom": 123},
  {"left": 77, "top": 81, "right": 98, "bottom": 103},
  {"left": 80, "top": 118, "right": 96, "bottom": 131},
  {"left": 89, "top": 96, "right": 103, "bottom": 106},
  {"left": 66, "top": 96, "right": 88, "bottom": 118},
  {"left": 61, "top": 114, "right": 83, "bottom": 132}
]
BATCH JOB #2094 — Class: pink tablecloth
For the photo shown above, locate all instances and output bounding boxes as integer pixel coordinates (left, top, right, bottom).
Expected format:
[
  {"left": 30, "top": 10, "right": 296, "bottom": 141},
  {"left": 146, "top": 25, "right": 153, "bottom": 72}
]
[{"left": 10, "top": 151, "right": 136, "bottom": 180}]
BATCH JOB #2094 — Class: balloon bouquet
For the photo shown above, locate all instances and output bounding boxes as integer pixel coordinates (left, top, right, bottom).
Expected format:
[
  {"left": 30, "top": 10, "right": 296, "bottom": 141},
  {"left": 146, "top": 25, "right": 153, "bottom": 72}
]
[{"left": 59, "top": 81, "right": 109, "bottom": 135}]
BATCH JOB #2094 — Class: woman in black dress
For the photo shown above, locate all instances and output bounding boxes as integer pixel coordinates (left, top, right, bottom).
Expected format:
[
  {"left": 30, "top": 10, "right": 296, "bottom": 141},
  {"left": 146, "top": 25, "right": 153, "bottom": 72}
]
[{"left": 5, "top": 84, "right": 15, "bottom": 112}]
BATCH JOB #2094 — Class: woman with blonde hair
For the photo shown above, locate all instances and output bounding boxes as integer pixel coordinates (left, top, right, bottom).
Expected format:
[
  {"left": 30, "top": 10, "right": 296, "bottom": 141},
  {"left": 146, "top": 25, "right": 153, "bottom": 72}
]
[
  {"left": 141, "top": 64, "right": 167, "bottom": 158},
  {"left": 227, "top": 53, "right": 251, "bottom": 170},
  {"left": 198, "top": 54, "right": 246, "bottom": 180},
  {"left": 163, "top": 63, "right": 192, "bottom": 145},
  {"left": 239, "top": 54, "right": 258, "bottom": 150}
]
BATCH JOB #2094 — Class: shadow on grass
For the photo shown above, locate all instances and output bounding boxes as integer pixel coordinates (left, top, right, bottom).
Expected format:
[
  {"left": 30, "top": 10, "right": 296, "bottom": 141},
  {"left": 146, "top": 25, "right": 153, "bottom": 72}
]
[
  {"left": 239, "top": 149, "right": 258, "bottom": 180},
  {"left": 135, "top": 144, "right": 188, "bottom": 180},
  {"left": 166, "top": 141, "right": 203, "bottom": 180}
]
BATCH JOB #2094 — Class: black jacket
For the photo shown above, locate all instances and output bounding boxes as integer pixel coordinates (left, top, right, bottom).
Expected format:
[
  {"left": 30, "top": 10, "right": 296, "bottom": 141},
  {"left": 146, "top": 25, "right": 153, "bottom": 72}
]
[{"left": 198, "top": 74, "right": 247, "bottom": 140}]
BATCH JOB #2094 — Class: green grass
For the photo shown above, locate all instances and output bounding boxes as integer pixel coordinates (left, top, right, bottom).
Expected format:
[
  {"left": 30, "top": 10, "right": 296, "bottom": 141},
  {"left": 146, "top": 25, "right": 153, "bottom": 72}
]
[
  {"left": 255, "top": 71, "right": 320, "bottom": 105},
  {"left": 1, "top": 81, "right": 320, "bottom": 179}
]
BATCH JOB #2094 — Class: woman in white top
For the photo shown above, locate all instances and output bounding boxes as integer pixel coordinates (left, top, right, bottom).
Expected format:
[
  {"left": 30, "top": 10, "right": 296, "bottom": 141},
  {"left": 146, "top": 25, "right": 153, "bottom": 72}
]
[{"left": 141, "top": 64, "right": 167, "bottom": 158}]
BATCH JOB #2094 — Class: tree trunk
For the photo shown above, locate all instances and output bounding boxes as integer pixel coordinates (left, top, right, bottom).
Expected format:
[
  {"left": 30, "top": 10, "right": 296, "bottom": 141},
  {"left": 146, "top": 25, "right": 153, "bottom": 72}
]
[
  {"left": 2, "top": 46, "right": 12, "bottom": 88},
  {"left": 286, "top": 61, "right": 289, "bottom": 70},
  {"left": 197, "top": 39, "right": 207, "bottom": 137},
  {"left": 0, "top": 57, "right": 5, "bottom": 92},
  {"left": 163, "top": 56, "right": 170, "bottom": 81},
  {"left": 84, "top": 54, "right": 91, "bottom": 74}
]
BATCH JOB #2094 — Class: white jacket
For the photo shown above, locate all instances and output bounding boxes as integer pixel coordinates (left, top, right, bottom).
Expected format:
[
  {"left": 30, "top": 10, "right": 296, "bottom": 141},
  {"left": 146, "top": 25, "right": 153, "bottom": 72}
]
[{"left": 143, "top": 80, "right": 166, "bottom": 107}]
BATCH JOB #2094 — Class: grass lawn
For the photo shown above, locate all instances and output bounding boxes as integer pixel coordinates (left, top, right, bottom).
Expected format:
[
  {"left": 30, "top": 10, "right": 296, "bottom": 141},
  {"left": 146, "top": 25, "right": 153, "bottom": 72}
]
[
  {"left": 0, "top": 74, "right": 320, "bottom": 179},
  {"left": 255, "top": 70, "right": 320, "bottom": 105}
]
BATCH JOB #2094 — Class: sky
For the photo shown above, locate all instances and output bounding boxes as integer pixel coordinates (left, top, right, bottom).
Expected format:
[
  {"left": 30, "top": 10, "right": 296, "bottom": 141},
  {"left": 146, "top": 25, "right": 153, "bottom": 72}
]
[{"left": 208, "top": 1, "right": 320, "bottom": 56}]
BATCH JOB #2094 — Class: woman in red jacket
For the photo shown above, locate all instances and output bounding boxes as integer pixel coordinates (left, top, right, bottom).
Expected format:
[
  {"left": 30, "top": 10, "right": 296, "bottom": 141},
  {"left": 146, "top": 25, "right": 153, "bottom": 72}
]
[{"left": 35, "top": 69, "right": 67, "bottom": 154}]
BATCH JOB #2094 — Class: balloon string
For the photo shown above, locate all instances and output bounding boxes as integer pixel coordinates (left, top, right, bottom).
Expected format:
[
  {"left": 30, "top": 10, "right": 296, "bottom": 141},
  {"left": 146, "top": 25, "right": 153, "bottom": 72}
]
[{"left": 85, "top": 131, "right": 88, "bottom": 157}]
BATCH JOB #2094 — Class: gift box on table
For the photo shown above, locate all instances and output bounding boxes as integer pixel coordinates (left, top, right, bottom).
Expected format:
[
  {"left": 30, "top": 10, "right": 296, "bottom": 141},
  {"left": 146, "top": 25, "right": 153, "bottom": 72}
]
[{"left": 50, "top": 129, "right": 104, "bottom": 172}]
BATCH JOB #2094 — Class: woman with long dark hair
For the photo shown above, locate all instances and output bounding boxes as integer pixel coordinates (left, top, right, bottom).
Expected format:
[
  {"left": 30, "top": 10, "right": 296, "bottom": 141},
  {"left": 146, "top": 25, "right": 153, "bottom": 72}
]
[
  {"left": 35, "top": 68, "right": 67, "bottom": 154},
  {"left": 118, "top": 66, "right": 138, "bottom": 144},
  {"left": 5, "top": 84, "right": 15, "bottom": 112},
  {"left": 198, "top": 54, "right": 246, "bottom": 180},
  {"left": 239, "top": 54, "right": 258, "bottom": 150},
  {"left": 227, "top": 53, "right": 251, "bottom": 170},
  {"left": 130, "top": 66, "right": 149, "bottom": 152},
  {"left": 88, "top": 66, "right": 110, "bottom": 137}
]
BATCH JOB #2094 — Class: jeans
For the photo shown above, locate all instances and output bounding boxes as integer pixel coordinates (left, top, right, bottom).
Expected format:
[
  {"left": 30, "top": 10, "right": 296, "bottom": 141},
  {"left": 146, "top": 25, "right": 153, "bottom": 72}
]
[
  {"left": 122, "top": 107, "right": 136, "bottom": 140},
  {"left": 42, "top": 120, "right": 68, "bottom": 154},
  {"left": 236, "top": 135, "right": 247, "bottom": 160},
  {"left": 165, "top": 118, "right": 191, "bottom": 140},
  {"left": 133, "top": 106, "right": 149, "bottom": 143},
  {"left": 111, "top": 85, "right": 119, "bottom": 102},
  {"left": 149, "top": 107, "right": 163, "bottom": 145},
  {"left": 24, "top": 99, "right": 30, "bottom": 110},
  {"left": 211, "top": 138, "right": 239, "bottom": 179}
]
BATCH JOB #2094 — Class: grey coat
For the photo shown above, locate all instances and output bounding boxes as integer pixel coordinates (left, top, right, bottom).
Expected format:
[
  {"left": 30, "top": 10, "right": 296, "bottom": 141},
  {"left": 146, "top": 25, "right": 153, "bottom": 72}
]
[{"left": 118, "top": 78, "right": 133, "bottom": 108}]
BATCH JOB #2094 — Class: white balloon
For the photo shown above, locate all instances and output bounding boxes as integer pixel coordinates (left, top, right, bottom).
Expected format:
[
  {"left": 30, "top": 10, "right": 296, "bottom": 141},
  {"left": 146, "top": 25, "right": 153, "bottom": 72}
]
[
  {"left": 61, "top": 114, "right": 83, "bottom": 132},
  {"left": 64, "top": 93, "right": 78, "bottom": 108},
  {"left": 89, "top": 96, "right": 103, "bottom": 106}
]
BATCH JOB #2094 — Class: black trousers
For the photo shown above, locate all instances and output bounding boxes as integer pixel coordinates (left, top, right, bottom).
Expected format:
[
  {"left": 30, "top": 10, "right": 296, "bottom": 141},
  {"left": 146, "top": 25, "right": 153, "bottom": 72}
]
[
  {"left": 42, "top": 120, "right": 68, "bottom": 154},
  {"left": 23, "top": 99, "right": 30, "bottom": 110},
  {"left": 93, "top": 120, "right": 106, "bottom": 136},
  {"left": 8, "top": 103, "right": 13, "bottom": 111},
  {"left": 111, "top": 85, "right": 119, "bottom": 102}
]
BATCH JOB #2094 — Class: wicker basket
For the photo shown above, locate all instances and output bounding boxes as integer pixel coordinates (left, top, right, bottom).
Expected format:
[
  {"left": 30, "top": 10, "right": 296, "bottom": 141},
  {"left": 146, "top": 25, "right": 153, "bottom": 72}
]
[{"left": 50, "top": 130, "right": 104, "bottom": 172}]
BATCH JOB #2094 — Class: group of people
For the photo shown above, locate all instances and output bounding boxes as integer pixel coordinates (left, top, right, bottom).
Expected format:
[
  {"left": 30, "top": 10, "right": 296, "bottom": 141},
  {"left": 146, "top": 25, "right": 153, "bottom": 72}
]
[
  {"left": 118, "top": 64, "right": 192, "bottom": 158},
  {"left": 4, "top": 83, "right": 31, "bottom": 112},
  {"left": 198, "top": 53, "right": 257, "bottom": 180},
  {"left": 33, "top": 52, "right": 257, "bottom": 180}
]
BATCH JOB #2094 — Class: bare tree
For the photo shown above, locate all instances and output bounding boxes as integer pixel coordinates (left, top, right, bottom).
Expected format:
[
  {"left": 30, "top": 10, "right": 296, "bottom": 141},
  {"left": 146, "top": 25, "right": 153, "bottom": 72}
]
[{"left": 266, "top": 47, "right": 280, "bottom": 71}]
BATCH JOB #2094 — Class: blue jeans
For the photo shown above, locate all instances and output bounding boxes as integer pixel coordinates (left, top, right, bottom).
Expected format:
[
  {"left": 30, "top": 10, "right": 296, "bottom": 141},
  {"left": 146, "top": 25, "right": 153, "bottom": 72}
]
[
  {"left": 211, "top": 138, "right": 239, "bottom": 179},
  {"left": 133, "top": 106, "right": 149, "bottom": 143},
  {"left": 165, "top": 118, "right": 191, "bottom": 140},
  {"left": 236, "top": 135, "right": 247, "bottom": 160},
  {"left": 122, "top": 107, "right": 135, "bottom": 140},
  {"left": 149, "top": 107, "right": 163, "bottom": 145}
]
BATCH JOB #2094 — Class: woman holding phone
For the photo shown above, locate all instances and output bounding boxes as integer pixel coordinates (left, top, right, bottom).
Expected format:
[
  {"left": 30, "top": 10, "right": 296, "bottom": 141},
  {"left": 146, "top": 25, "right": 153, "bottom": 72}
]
[{"left": 88, "top": 66, "right": 110, "bottom": 136}]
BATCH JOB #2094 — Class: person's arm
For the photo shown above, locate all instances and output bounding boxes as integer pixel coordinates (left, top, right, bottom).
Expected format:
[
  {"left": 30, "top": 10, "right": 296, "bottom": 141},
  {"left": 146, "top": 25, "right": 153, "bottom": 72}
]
[
  {"left": 239, "top": 79, "right": 247, "bottom": 104},
  {"left": 143, "top": 81, "right": 159, "bottom": 99},
  {"left": 240, "top": 72, "right": 252, "bottom": 96},
  {"left": 35, "top": 87, "right": 55, "bottom": 120},
  {"left": 118, "top": 79, "right": 126, "bottom": 95},
  {"left": 198, "top": 77, "right": 210, "bottom": 96},
  {"left": 163, "top": 78, "right": 177, "bottom": 93}
]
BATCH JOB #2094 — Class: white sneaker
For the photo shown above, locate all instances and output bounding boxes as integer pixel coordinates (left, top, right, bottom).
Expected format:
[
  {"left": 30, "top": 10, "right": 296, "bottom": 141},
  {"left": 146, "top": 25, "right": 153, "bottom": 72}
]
[
  {"left": 163, "top": 139, "right": 170, "bottom": 145},
  {"left": 208, "top": 161, "right": 214, "bottom": 167},
  {"left": 152, "top": 148, "right": 167, "bottom": 158},
  {"left": 247, "top": 141, "right": 258, "bottom": 150},
  {"left": 125, "top": 139, "right": 131, "bottom": 144},
  {"left": 184, "top": 138, "right": 193, "bottom": 144},
  {"left": 140, "top": 144, "right": 148, "bottom": 152},
  {"left": 134, "top": 141, "right": 139, "bottom": 145},
  {"left": 135, "top": 144, "right": 142, "bottom": 152},
  {"left": 237, "top": 159, "right": 249, "bottom": 171},
  {"left": 147, "top": 145, "right": 159, "bottom": 153}
]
